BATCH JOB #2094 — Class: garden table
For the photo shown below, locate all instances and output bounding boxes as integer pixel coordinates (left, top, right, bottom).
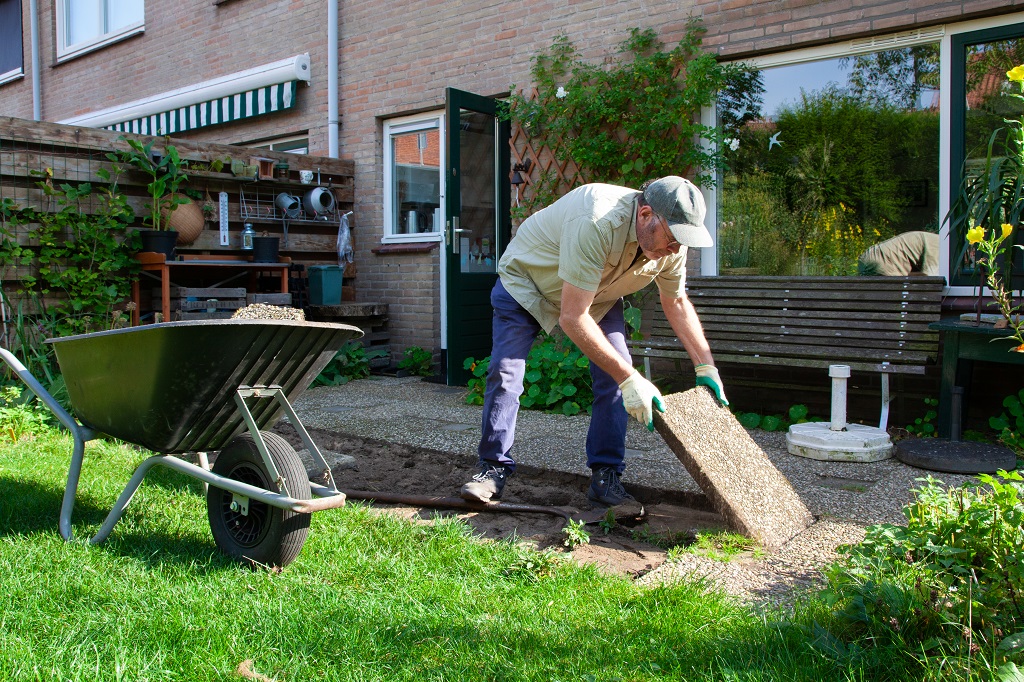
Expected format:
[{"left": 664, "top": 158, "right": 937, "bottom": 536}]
[
  {"left": 130, "top": 252, "right": 291, "bottom": 325},
  {"left": 930, "top": 318, "right": 1024, "bottom": 438}
]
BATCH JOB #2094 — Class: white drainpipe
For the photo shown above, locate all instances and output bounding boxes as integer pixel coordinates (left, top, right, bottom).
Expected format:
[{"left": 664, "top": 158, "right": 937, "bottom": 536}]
[
  {"left": 30, "top": 0, "right": 41, "bottom": 120},
  {"left": 327, "top": 0, "right": 339, "bottom": 157}
]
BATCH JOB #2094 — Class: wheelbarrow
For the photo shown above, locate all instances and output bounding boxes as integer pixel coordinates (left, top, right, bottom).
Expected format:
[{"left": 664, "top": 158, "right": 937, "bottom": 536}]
[{"left": 0, "top": 319, "right": 363, "bottom": 568}]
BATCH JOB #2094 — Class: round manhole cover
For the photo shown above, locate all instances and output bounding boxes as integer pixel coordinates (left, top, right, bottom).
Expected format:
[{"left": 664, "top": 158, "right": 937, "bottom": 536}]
[{"left": 894, "top": 438, "right": 1017, "bottom": 474}]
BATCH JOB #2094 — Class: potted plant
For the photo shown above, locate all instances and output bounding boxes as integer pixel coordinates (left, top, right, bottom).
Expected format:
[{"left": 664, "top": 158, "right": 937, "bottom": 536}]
[{"left": 107, "top": 136, "right": 190, "bottom": 257}]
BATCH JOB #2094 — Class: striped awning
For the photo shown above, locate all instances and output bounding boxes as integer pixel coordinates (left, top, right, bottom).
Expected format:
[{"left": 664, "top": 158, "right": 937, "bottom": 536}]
[{"left": 104, "top": 81, "right": 299, "bottom": 135}]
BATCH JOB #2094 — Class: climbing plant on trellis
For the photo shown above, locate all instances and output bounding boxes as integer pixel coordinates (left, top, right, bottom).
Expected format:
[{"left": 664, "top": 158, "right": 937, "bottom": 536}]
[{"left": 505, "top": 20, "right": 742, "bottom": 226}]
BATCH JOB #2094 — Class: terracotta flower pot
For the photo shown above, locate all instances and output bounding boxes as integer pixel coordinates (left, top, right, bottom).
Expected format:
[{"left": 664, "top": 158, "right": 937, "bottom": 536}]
[{"left": 161, "top": 195, "right": 205, "bottom": 245}]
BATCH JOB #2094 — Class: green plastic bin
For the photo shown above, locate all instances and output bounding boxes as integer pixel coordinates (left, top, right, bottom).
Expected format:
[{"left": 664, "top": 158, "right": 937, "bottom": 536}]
[{"left": 308, "top": 265, "right": 344, "bottom": 305}]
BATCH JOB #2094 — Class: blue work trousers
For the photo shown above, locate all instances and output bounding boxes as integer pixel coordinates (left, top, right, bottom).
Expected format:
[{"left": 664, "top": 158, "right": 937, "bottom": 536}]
[{"left": 477, "top": 280, "right": 630, "bottom": 473}]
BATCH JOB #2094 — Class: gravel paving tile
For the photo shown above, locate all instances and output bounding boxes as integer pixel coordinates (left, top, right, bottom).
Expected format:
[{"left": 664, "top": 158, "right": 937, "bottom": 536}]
[{"left": 293, "top": 377, "right": 985, "bottom": 606}]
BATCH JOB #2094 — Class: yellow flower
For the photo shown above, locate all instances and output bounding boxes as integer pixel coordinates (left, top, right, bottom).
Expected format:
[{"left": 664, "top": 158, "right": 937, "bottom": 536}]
[
  {"left": 966, "top": 225, "right": 986, "bottom": 244},
  {"left": 1002, "top": 223, "right": 1014, "bottom": 240},
  {"left": 1008, "top": 65, "right": 1024, "bottom": 83}
]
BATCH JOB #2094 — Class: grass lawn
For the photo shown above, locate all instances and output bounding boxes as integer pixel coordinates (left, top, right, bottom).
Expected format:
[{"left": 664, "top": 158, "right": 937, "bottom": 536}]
[{"left": 0, "top": 430, "right": 925, "bottom": 681}]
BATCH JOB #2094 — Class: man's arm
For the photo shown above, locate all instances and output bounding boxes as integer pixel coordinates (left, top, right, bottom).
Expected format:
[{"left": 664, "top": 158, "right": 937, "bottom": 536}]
[
  {"left": 560, "top": 282, "right": 666, "bottom": 429},
  {"left": 660, "top": 290, "right": 729, "bottom": 405},
  {"left": 559, "top": 281, "right": 633, "bottom": 382},
  {"left": 659, "top": 290, "right": 714, "bottom": 367}
]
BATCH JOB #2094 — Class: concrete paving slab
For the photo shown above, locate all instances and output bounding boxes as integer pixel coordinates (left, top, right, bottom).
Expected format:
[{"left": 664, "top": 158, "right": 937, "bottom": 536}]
[{"left": 654, "top": 388, "right": 814, "bottom": 551}]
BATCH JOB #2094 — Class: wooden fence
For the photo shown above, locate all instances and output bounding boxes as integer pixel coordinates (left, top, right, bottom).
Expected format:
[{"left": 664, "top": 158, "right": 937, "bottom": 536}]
[{"left": 0, "top": 116, "right": 356, "bottom": 314}]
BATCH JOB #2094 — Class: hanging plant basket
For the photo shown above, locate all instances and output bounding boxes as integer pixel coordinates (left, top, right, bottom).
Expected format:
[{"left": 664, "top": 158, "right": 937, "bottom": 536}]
[{"left": 162, "top": 195, "right": 206, "bottom": 245}]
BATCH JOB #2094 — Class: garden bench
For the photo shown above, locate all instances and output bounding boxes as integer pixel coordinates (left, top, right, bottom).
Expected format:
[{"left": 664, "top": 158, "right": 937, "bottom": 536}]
[{"left": 630, "top": 275, "right": 946, "bottom": 429}]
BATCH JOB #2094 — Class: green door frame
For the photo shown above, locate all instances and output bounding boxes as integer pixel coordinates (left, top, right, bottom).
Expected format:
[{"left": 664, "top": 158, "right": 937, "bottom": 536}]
[{"left": 443, "top": 88, "right": 512, "bottom": 386}]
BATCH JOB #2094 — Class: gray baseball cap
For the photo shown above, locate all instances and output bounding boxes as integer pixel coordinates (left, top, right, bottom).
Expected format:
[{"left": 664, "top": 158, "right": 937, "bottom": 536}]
[{"left": 642, "top": 176, "right": 712, "bottom": 248}]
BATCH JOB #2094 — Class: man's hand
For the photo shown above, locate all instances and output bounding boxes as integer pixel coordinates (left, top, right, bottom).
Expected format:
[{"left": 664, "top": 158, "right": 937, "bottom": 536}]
[
  {"left": 619, "top": 370, "right": 666, "bottom": 431},
  {"left": 695, "top": 364, "right": 729, "bottom": 405}
]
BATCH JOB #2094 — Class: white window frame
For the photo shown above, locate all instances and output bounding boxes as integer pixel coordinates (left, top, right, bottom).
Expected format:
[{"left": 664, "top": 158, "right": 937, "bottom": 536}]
[
  {"left": 56, "top": 0, "right": 145, "bottom": 62},
  {"left": 712, "top": 10, "right": 1024, "bottom": 295},
  {"left": 246, "top": 135, "right": 310, "bottom": 155},
  {"left": 382, "top": 111, "right": 445, "bottom": 244}
]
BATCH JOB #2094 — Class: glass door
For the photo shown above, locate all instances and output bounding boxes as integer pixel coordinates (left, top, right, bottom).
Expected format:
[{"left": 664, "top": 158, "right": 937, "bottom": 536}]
[{"left": 444, "top": 88, "right": 511, "bottom": 385}]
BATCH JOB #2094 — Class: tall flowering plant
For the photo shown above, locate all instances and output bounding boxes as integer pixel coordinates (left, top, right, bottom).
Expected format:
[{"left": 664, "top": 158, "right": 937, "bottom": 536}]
[{"left": 967, "top": 222, "right": 1024, "bottom": 351}]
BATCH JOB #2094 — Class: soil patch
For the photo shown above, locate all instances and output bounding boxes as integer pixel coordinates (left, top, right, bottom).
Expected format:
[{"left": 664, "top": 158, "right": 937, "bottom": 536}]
[{"left": 273, "top": 423, "right": 728, "bottom": 579}]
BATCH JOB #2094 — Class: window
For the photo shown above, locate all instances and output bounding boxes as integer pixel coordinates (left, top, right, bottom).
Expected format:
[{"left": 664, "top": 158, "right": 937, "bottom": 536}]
[
  {"left": 716, "top": 42, "right": 941, "bottom": 276},
  {"left": 0, "top": 0, "right": 23, "bottom": 84},
  {"left": 57, "top": 0, "right": 144, "bottom": 61},
  {"left": 383, "top": 113, "right": 444, "bottom": 242},
  {"left": 246, "top": 135, "right": 310, "bottom": 155},
  {"left": 950, "top": 23, "right": 1024, "bottom": 286}
]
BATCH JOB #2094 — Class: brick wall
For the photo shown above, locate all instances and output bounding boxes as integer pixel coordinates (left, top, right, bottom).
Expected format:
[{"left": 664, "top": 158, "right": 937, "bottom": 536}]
[
  {"left": 3, "top": 0, "right": 1024, "bottom": 367},
  {"left": 0, "top": 0, "right": 331, "bottom": 149}
]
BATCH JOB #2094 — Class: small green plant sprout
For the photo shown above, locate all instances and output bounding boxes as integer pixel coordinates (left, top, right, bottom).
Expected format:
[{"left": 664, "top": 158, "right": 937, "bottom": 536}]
[
  {"left": 503, "top": 547, "right": 563, "bottom": 583},
  {"left": 562, "top": 518, "right": 591, "bottom": 548},
  {"left": 597, "top": 508, "right": 617, "bottom": 535},
  {"left": 397, "top": 346, "right": 435, "bottom": 377},
  {"left": 990, "top": 389, "right": 1024, "bottom": 454},
  {"left": 905, "top": 397, "right": 939, "bottom": 437}
]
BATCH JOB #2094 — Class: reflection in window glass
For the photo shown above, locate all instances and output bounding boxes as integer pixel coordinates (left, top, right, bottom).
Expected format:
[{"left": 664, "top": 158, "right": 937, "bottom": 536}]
[
  {"left": 717, "top": 45, "right": 940, "bottom": 275},
  {"left": 387, "top": 119, "right": 442, "bottom": 236},
  {"left": 956, "top": 35, "right": 1024, "bottom": 284}
]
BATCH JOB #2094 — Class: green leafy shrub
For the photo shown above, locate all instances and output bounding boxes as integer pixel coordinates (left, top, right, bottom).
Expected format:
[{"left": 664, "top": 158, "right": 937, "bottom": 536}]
[
  {"left": 789, "top": 404, "right": 810, "bottom": 423},
  {"left": 991, "top": 390, "right": 1024, "bottom": 454},
  {"left": 311, "top": 343, "right": 387, "bottom": 387},
  {"left": 906, "top": 397, "right": 939, "bottom": 437},
  {"left": 464, "top": 333, "right": 593, "bottom": 416},
  {"left": 0, "top": 386, "right": 51, "bottom": 441},
  {"left": 397, "top": 346, "right": 435, "bottom": 377},
  {"left": 822, "top": 472, "right": 1024, "bottom": 670},
  {"left": 505, "top": 20, "right": 739, "bottom": 195}
]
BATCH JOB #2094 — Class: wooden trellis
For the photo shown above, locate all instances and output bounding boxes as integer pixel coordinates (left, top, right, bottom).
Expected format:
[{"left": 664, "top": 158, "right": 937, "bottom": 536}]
[{"left": 508, "top": 87, "right": 586, "bottom": 226}]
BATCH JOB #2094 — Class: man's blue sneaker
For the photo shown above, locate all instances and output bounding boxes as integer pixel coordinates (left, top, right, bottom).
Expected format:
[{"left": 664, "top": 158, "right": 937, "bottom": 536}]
[{"left": 587, "top": 466, "right": 637, "bottom": 507}]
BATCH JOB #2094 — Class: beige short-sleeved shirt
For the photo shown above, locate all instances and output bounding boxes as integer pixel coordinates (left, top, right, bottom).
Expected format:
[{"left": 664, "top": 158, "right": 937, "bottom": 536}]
[
  {"left": 498, "top": 183, "right": 688, "bottom": 333},
  {"left": 857, "top": 231, "right": 940, "bottom": 276}
]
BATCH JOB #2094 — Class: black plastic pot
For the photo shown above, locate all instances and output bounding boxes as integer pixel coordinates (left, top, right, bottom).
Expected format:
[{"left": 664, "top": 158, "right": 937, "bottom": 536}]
[
  {"left": 252, "top": 236, "right": 280, "bottom": 263},
  {"left": 139, "top": 229, "right": 178, "bottom": 259}
]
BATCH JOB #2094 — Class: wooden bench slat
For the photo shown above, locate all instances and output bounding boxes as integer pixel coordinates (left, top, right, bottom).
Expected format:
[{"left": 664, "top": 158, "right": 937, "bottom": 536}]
[
  {"left": 688, "top": 275, "right": 946, "bottom": 289},
  {"left": 690, "top": 306, "right": 938, "bottom": 320},
  {"left": 658, "top": 321, "right": 938, "bottom": 340},
  {"left": 688, "top": 289, "right": 943, "bottom": 304}
]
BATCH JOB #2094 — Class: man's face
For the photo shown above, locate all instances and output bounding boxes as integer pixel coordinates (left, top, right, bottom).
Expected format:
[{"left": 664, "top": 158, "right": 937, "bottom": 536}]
[{"left": 637, "top": 206, "right": 681, "bottom": 261}]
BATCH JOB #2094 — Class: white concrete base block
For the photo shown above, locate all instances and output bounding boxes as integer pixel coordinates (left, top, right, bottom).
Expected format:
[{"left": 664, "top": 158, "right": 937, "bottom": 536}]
[{"left": 786, "top": 422, "right": 893, "bottom": 462}]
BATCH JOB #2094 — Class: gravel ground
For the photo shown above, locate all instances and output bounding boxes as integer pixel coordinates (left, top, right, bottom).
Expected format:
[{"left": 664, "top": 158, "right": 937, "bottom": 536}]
[{"left": 293, "top": 376, "right": 983, "bottom": 607}]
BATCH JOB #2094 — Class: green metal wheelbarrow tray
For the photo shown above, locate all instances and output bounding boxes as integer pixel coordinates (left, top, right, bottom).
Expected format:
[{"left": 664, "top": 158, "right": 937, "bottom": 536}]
[{"left": 0, "top": 319, "right": 363, "bottom": 568}]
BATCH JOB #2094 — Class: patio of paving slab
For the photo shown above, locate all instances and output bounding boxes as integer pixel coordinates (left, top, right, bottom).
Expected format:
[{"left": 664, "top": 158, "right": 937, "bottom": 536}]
[{"left": 291, "top": 375, "right": 979, "bottom": 528}]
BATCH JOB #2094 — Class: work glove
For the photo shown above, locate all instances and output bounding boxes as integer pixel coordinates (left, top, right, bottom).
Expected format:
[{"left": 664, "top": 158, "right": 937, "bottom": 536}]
[
  {"left": 619, "top": 370, "right": 666, "bottom": 431},
  {"left": 695, "top": 364, "right": 729, "bottom": 406}
]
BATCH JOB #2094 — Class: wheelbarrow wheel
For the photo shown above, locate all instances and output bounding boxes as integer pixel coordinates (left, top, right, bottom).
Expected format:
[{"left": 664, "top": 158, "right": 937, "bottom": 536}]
[{"left": 207, "top": 432, "right": 311, "bottom": 568}]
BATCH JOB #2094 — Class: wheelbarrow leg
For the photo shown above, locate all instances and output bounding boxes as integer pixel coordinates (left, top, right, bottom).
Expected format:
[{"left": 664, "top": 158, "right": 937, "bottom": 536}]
[{"left": 0, "top": 348, "right": 100, "bottom": 543}]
